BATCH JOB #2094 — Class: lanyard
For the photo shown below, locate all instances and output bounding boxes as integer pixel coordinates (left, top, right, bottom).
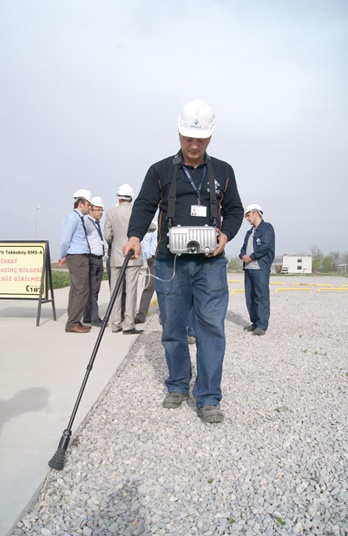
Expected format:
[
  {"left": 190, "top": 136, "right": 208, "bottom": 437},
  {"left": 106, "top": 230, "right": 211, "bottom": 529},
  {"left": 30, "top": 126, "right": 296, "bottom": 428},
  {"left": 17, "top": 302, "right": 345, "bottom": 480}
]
[{"left": 182, "top": 165, "right": 206, "bottom": 205}]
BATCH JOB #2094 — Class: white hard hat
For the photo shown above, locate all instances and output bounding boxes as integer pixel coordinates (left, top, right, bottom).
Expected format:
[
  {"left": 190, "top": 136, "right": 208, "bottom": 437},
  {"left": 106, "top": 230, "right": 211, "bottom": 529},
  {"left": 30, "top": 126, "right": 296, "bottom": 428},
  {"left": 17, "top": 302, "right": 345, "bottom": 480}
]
[
  {"left": 178, "top": 99, "right": 216, "bottom": 139},
  {"left": 91, "top": 196, "right": 104, "bottom": 208},
  {"left": 245, "top": 204, "right": 263, "bottom": 215},
  {"left": 73, "top": 189, "right": 92, "bottom": 203},
  {"left": 117, "top": 183, "right": 134, "bottom": 198}
]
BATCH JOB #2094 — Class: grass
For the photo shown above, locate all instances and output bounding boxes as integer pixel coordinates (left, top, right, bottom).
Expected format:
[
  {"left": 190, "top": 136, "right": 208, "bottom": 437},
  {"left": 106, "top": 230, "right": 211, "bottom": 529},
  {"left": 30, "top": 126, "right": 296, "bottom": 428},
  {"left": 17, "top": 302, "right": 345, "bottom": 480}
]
[
  {"left": 50, "top": 269, "right": 109, "bottom": 289},
  {"left": 275, "top": 516, "right": 286, "bottom": 526},
  {"left": 49, "top": 266, "right": 346, "bottom": 290},
  {"left": 51, "top": 270, "right": 70, "bottom": 289}
]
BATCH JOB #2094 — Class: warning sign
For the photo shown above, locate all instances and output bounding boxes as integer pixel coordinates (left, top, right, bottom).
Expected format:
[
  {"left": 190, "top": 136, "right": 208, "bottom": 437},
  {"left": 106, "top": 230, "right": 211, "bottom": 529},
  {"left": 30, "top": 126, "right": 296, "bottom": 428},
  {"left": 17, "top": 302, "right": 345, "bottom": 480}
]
[
  {"left": 0, "top": 241, "right": 56, "bottom": 325},
  {"left": 0, "top": 242, "right": 46, "bottom": 298}
]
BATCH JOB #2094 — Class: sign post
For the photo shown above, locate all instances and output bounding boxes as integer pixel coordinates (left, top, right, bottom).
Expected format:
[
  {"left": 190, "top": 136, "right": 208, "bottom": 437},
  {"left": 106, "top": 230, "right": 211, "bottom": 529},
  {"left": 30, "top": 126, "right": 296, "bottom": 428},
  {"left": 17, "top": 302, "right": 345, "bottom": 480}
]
[{"left": 0, "top": 241, "right": 56, "bottom": 326}]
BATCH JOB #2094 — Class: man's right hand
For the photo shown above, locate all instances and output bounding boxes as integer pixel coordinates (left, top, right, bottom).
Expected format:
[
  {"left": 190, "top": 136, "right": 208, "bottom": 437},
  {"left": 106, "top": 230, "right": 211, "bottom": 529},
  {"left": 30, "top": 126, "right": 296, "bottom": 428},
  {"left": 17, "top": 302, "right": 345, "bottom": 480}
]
[{"left": 123, "top": 237, "right": 141, "bottom": 258}]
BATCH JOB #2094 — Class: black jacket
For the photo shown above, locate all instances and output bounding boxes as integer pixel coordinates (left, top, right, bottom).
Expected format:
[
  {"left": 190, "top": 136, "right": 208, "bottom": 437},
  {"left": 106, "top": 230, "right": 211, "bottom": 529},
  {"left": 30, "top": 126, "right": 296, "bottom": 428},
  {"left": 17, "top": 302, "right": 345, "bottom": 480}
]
[{"left": 128, "top": 151, "right": 244, "bottom": 260}]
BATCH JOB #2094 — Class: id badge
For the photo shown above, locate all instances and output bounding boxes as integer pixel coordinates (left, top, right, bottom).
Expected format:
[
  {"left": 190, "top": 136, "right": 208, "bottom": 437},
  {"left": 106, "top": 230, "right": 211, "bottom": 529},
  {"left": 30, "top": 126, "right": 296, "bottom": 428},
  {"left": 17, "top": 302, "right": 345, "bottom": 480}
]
[{"left": 191, "top": 205, "right": 207, "bottom": 217}]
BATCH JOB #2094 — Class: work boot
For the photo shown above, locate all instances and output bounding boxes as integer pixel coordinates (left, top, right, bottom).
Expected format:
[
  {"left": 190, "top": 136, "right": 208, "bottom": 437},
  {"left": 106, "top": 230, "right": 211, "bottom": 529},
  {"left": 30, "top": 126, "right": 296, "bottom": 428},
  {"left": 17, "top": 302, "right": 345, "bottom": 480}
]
[
  {"left": 162, "top": 392, "right": 188, "bottom": 409},
  {"left": 252, "top": 328, "right": 266, "bottom": 336},
  {"left": 243, "top": 324, "right": 256, "bottom": 332},
  {"left": 197, "top": 405, "right": 224, "bottom": 423}
]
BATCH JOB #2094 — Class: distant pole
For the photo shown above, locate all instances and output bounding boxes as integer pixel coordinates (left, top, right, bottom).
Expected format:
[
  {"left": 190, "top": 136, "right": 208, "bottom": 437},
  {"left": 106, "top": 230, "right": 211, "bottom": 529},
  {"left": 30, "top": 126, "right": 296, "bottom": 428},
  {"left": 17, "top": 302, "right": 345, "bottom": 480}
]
[{"left": 35, "top": 206, "right": 42, "bottom": 239}]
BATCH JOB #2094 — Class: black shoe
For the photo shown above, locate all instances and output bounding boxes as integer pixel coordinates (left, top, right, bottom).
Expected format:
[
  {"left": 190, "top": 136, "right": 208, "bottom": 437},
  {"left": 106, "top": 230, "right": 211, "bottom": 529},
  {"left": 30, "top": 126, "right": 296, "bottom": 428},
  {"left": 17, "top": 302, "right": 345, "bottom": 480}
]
[
  {"left": 243, "top": 324, "right": 256, "bottom": 332},
  {"left": 83, "top": 318, "right": 91, "bottom": 324},
  {"left": 91, "top": 319, "right": 107, "bottom": 327},
  {"left": 123, "top": 328, "right": 144, "bottom": 335},
  {"left": 135, "top": 318, "right": 144, "bottom": 324}
]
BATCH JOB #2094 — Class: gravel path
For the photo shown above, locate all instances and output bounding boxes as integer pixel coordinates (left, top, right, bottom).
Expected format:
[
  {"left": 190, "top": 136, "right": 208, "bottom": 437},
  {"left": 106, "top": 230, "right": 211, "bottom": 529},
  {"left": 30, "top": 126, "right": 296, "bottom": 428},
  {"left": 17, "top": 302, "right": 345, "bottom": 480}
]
[{"left": 12, "top": 276, "right": 348, "bottom": 535}]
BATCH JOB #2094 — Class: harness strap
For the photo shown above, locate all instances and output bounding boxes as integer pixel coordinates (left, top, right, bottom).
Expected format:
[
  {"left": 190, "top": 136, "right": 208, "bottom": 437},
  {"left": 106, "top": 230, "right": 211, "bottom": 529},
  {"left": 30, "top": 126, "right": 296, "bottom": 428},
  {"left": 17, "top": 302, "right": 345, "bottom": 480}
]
[
  {"left": 166, "top": 155, "right": 218, "bottom": 228},
  {"left": 207, "top": 159, "right": 218, "bottom": 224},
  {"left": 166, "top": 163, "right": 178, "bottom": 225}
]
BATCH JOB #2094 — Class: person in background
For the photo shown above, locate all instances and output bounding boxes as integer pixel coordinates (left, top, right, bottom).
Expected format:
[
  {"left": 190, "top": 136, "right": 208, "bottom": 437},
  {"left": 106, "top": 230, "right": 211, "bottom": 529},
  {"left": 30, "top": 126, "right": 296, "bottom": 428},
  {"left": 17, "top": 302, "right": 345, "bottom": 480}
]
[
  {"left": 104, "top": 183, "right": 144, "bottom": 335},
  {"left": 58, "top": 189, "right": 92, "bottom": 333},
  {"left": 123, "top": 99, "right": 244, "bottom": 423},
  {"left": 83, "top": 196, "right": 106, "bottom": 327},
  {"left": 239, "top": 204, "right": 275, "bottom": 336},
  {"left": 135, "top": 222, "right": 157, "bottom": 325}
]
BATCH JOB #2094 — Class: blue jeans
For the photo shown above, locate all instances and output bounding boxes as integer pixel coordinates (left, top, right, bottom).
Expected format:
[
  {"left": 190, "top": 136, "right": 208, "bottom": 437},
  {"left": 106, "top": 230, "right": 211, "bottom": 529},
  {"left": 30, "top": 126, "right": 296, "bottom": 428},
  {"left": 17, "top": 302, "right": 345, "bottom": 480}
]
[
  {"left": 187, "top": 308, "right": 195, "bottom": 337},
  {"left": 155, "top": 256, "right": 228, "bottom": 408},
  {"left": 244, "top": 268, "right": 270, "bottom": 331}
]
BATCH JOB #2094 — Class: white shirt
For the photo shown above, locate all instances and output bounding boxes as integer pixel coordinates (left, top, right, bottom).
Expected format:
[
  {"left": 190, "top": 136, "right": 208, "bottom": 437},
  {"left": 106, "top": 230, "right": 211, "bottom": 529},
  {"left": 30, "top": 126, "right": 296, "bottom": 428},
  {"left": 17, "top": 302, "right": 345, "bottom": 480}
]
[
  {"left": 85, "top": 216, "right": 105, "bottom": 256},
  {"left": 141, "top": 231, "right": 157, "bottom": 259}
]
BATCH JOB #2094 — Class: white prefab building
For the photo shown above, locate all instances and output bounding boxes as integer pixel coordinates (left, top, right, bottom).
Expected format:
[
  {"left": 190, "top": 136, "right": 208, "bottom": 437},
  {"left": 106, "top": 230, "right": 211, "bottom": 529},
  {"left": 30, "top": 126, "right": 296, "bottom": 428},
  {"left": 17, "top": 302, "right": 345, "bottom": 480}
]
[{"left": 272, "top": 254, "right": 312, "bottom": 275}]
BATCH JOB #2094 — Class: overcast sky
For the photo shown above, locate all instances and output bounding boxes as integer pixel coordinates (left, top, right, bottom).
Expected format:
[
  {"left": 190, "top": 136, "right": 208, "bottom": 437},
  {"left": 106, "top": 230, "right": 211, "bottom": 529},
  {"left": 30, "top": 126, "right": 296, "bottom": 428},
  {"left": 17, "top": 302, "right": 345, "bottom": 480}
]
[{"left": 1, "top": 0, "right": 347, "bottom": 261}]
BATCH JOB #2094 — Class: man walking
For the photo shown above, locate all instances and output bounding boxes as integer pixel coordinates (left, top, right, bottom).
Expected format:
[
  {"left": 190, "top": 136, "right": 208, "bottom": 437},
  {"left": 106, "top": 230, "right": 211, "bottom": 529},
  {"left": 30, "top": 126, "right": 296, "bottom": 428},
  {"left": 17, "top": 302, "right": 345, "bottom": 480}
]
[
  {"left": 104, "top": 184, "right": 144, "bottom": 335},
  {"left": 123, "top": 99, "right": 244, "bottom": 423},
  {"left": 83, "top": 196, "right": 106, "bottom": 327},
  {"left": 239, "top": 204, "right": 275, "bottom": 336},
  {"left": 58, "top": 189, "right": 92, "bottom": 333}
]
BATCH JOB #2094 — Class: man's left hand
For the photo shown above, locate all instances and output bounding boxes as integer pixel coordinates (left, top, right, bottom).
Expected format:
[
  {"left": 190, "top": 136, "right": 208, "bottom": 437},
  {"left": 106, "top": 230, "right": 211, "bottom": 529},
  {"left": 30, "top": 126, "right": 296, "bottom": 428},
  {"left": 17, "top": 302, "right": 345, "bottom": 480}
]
[{"left": 213, "top": 229, "right": 228, "bottom": 256}]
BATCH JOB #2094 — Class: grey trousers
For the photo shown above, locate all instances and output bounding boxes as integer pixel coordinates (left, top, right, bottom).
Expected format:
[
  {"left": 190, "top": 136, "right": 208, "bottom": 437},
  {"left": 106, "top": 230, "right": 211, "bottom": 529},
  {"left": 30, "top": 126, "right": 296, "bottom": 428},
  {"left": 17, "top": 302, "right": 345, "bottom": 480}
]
[
  {"left": 65, "top": 254, "right": 89, "bottom": 329},
  {"left": 84, "top": 256, "right": 104, "bottom": 321}
]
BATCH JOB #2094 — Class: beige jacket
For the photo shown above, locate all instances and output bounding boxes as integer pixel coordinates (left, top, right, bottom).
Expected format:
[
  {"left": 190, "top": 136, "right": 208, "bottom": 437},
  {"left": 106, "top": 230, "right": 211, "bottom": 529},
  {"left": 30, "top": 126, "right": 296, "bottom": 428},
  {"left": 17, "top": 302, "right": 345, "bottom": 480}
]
[{"left": 104, "top": 203, "right": 143, "bottom": 268}]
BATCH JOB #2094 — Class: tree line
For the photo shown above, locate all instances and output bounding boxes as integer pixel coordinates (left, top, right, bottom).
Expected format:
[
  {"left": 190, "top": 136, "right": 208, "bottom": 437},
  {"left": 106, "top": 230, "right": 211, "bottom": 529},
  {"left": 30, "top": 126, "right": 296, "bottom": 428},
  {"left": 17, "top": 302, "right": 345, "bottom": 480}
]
[
  {"left": 227, "top": 246, "right": 348, "bottom": 274},
  {"left": 310, "top": 246, "right": 347, "bottom": 273}
]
